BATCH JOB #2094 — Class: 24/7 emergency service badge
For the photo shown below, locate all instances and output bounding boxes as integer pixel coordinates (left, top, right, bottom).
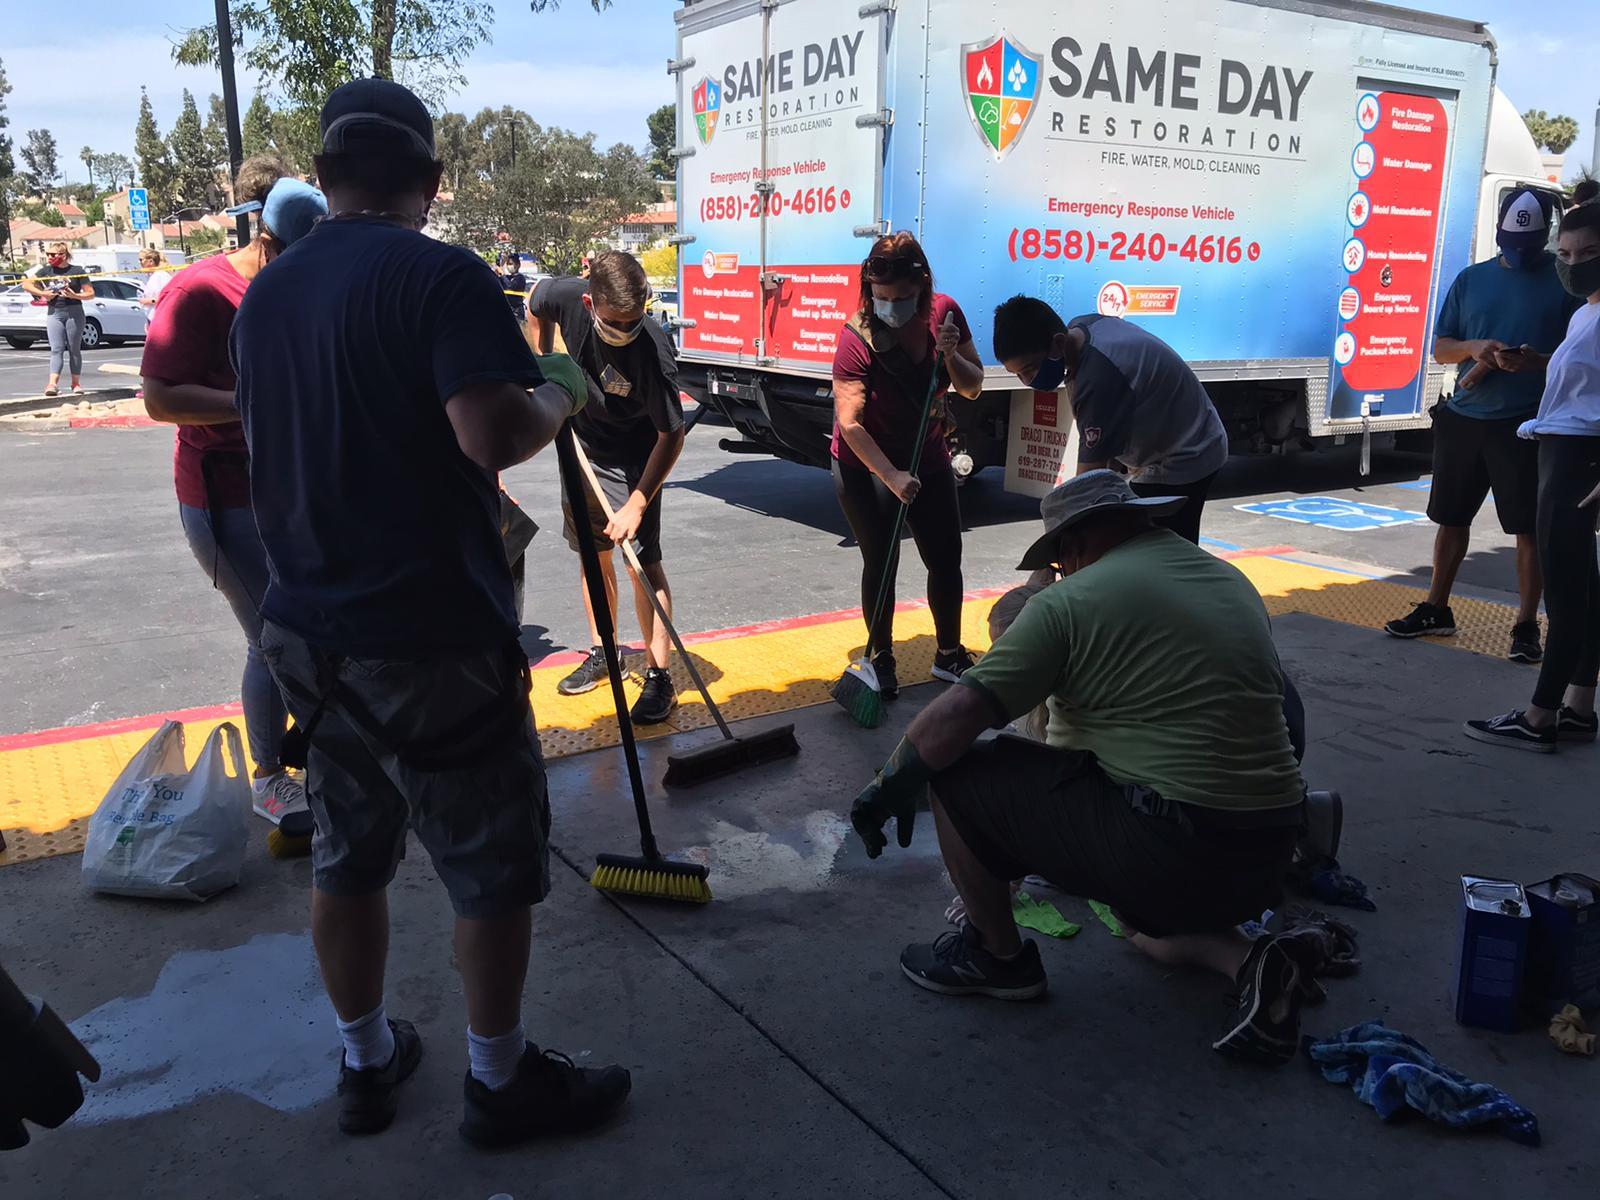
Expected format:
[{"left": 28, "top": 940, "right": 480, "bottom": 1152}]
[
  {"left": 962, "top": 34, "right": 1041, "bottom": 160},
  {"left": 692, "top": 76, "right": 722, "bottom": 145}
]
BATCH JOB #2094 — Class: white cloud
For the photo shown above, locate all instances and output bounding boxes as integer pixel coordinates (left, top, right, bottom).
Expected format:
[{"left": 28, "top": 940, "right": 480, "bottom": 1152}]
[{"left": 450, "top": 58, "right": 673, "bottom": 148}]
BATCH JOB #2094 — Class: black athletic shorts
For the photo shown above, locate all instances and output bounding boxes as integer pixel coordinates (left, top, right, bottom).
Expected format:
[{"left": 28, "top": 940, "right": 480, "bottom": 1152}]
[
  {"left": 1427, "top": 403, "right": 1538, "bottom": 534},
  {"left": 561, "top": 457, "right": 664, "bottom": 566},
  {"left": 1130, "top": 470, "right": 1219, "bottom": 545},
  {"left": 931, "top": 736, "right": 1300, "bottom": 938}
]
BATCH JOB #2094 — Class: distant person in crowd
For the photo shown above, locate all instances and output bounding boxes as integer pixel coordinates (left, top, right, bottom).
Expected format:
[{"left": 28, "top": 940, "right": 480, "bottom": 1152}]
[
  {"left": 849, "top": 471, "right": 1313, "bottom": 1063},
  {"left": 22, "top": 241, "right": 93, "bottom": 396},
  {"left": 498, "top": 250, "right": 529, "bottom": 322},
  {"left": 1569, "top": 178, "right": 1598, "bottom": 211},
  {"left": 993, "top": 296, "right": 1228, "bottom": 543},
  {"left": 1385, "top": 188, "right": 1580, "bottom": 661},
  {"left": 579, "top": 256, "right": 592, "bottom": 280},
  {"left": 137, "top": 248, "right": 174, "bottom": 309},
  {"left": 529, "top": 250, "right": 686, "bottom": 725},
  {"left": 141, "top": 158, "right": 326, "bottom": 825},
  {"left": 831, "top": 232, "right": 986, "bottom": 697},
  {"left": 233, "top": 77, "right": 629, "bottom": 1144},
  {"left": 1467, "top": 201, "right": 1600, "bottom": 752}
]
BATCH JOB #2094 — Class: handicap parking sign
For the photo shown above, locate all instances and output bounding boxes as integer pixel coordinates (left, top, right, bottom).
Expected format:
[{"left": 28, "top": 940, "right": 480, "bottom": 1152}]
[{"left": 1235, "top": 496, "right": 1428, "bottom": 532}]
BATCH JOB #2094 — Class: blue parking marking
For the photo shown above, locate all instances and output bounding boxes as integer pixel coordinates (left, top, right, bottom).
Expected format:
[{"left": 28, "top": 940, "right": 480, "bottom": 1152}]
[
  {"left": 1234, "top": 496, "right": 1429, "bottom": 531},
  {"left": 1392, "top": 480, "right": 1432, "bottom": 492}
]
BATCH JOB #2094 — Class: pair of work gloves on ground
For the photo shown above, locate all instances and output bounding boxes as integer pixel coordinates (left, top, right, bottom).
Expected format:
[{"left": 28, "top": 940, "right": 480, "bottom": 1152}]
[{"left": 850, "top": 738, "right": 931, "bottom": 858}]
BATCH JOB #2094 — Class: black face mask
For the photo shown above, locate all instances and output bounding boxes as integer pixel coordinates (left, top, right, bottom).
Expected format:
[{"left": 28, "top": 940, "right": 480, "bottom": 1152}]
[{"left": 1556, "top": 256, "right": 1600, "bottom": 299}]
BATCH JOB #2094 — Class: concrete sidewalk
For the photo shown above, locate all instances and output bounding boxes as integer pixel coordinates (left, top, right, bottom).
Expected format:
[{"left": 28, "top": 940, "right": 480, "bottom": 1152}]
[{"left": 3, "top": 615, "right": 1595, "bottom": 1199}]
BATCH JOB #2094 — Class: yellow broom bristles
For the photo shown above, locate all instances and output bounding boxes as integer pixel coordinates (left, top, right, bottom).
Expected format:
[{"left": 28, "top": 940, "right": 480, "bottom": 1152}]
[{"left": 591, "top": 864, "right": 712, "bottom": 903}]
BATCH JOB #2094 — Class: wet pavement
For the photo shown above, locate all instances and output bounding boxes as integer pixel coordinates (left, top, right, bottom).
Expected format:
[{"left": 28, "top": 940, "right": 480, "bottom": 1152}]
[{"left": 4, "top": 615, "right": 1597, "bottom": 1199}]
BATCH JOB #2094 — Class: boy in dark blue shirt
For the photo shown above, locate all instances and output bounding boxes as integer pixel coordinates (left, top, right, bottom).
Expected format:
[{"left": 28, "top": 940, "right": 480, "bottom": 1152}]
[{"left": 1385, "top": 187, "right": 1580, "bottom": 660}]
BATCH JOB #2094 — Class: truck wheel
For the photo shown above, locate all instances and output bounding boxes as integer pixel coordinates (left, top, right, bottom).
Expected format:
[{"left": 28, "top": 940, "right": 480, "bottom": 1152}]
[
  {"left": 81, "top": 319, "right": 103, "bottom": 349},
  {"left": 5, "top": 336, "right": 34, "bottom": 350}
]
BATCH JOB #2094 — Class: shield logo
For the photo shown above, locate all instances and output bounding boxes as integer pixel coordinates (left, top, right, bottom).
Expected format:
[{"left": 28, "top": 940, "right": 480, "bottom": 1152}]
[
  {"left": 692, "top": 76, "right": 721, "bottom": 145},
  {"left": 962, "top": 34, "right": 1042, "bottom": 160}
]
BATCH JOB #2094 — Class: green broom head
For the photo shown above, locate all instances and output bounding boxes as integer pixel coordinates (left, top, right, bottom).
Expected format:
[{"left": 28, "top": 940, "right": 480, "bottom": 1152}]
[
  {"left": 830, "top": 656, "right": 884, "bottom": 729},
  {"left": 267, "top": 809, "right": 314, "bottom": 859},
  {"left": 592, "top": 853, "right": 712, "bottom": 903}
]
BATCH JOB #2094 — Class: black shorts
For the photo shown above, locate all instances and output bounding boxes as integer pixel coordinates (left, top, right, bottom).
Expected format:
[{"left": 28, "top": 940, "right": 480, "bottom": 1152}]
[
  {"left": 1427, "top": 403, "right": 1538, "bottom": 534},
  {"left": 561, "top": 458, "right": 664, "bottom": 566},
  {"left": 931, "top": 737, "right": 1299, "bottom": 938},
  {"left": 1130, "top": 471, "right": 1218, "bottom": 544}
]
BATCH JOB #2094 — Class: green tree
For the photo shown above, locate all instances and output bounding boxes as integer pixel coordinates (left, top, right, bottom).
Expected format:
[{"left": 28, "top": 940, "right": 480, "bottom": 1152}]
[
  {"left": 450, "top": 126, "right": 655, "bottom": 274},
  {"left": 646, "top": 102, "right": 675, "bottom": 179},
  {"left": 242, "top": 94, "right": 276, "bottom": 158},
  {"left": 22, "top": 129, "right": 60, "bottom": 195},
  {"left": 175, "top": 1, "right": 492, "bottom": 109},
  {"left": 271, "top": 107, "right": 322, "bottom": 175},
  {"left": 528, "top": 1, "right": 611, "bottom": 9},
  {"left": 79, "top": 146, "right": 95, "bottom": 188},
  {"left": 436, "top": 110, "right": 470, "bottom": 190},
  {"left": 91, "top": 152, "right": 134, "bottom": 189},
  {"left": 1522, "top": 109, "right": 1581, "bottom": 156},
  {"left": 135, "top": 89, "right": 175, "bottom": 214},
  {"left": 466, "top": 105, "right": 539, "bottom": 177},
  {"left": 169, "top": 90, "right": 214, "bottom": 208},
  {"left": 33, "top": 204, "right": 66, "bottom": 227},
  {"left": 638, "top": 243, "right": 676, "bottom": 281},
  {"left": 187, "top": 225, "right": 226, "bottom": 255},
  {"left": 205, "top": 94, "right": 231, "bottom": 172},
  {"left": 0, "top": 57, "right": 14, "bottom": 254},
  {"left": 86, "top": 195, "right": 106, "bottom": 225}
]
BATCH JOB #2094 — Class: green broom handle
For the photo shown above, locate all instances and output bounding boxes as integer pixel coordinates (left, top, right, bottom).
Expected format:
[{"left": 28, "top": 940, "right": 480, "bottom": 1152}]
[
  {"left": 556, "top": 423, "right": 659, "bottom": 861},
  {"left": 862, "top": 345, "right": 945, "bottom": 658}
]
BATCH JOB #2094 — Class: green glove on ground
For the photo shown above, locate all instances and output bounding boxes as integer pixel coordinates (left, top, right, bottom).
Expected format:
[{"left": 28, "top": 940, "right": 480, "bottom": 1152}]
[
  {"left": 1012, "top": 890, "right": 1080, "bottom": 939},
  {"left": 851, "top": 737, "right": 931, "bottom": 859},
  {"left": 536, "top": 352, "right": 589, "bottom": 416}
]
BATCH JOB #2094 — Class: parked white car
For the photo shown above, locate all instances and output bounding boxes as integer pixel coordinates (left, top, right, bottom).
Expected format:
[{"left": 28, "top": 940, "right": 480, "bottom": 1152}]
[{"left": 0, "top": 275, "right": 152, "bottom": 350}]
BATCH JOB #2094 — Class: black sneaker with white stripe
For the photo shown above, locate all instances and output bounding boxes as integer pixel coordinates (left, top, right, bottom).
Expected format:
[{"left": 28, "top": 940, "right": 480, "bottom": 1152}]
[
  {"left": 1212, "top": 935, "right": 1311, "bottom": 1066},
  {"left": 1509, "top": 621, "right": 1543, "bottom": 664},
  {"left": 900, "top": 924, "right": 1047, "bottom": 1000},
  {"left": 1558, "top": 706, "right": 1598, "bottom": 743},
  {"left": 1463, "top": 709, "right": 1556, "bottom": 754},
  {"left": 931, "top": 646, "right": 977, "bottom": 683},
  {"left": 1384, "top": 602, "right": 1456, "bottom": 639}
]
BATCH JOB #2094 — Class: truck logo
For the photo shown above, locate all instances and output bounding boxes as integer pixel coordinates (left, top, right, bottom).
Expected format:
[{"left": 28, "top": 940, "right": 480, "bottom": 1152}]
[
  {"left": 692, "top": 76, "right": 722, "bottom": 145},
  {"left": 962, "top": 33, "right": 1041, "bottom": 160}
]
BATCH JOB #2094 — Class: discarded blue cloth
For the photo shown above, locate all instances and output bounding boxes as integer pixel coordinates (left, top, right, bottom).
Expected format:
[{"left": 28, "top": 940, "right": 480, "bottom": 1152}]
[
  {"left": 1287, "top": 855, "right": 1376, "bottom": 911},
  {"left": 1303, "top": 1021, "right": 1540, "bottom": 1146}
]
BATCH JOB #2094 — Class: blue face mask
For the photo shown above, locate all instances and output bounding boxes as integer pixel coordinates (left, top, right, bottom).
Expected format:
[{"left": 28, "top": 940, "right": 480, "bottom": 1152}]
[
  {"left": 1028, "top": 353, "right": 1068, "bottom": 391},
  {"left": 872, "top": 296, "right": 919, "bottom": 328},
  {"left": 1498, "top": 239, "right": 1545, "bottom": 271}
]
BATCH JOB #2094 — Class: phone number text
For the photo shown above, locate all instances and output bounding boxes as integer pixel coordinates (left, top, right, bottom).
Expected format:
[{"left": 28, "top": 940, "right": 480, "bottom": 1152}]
[
  {"left": 699, "top": 186, "right": 853, "bottom": 223},
  {"left": 1007, "top": 228, "right": 1262, "bottom": 265}
]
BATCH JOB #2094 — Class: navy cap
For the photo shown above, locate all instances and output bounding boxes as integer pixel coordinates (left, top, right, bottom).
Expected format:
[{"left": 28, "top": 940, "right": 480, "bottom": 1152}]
[{"left": 320, "top": 78, "right": 436, "bottom": 160}]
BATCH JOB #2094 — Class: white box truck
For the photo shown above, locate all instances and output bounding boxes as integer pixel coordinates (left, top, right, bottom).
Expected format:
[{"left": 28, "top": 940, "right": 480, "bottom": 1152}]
[{"left": 670, "top": 0, "right": 1555, "bottom": 495}]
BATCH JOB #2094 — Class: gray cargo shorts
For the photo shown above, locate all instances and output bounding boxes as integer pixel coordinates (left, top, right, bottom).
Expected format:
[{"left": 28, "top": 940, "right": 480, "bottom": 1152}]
[{"left": 260, "top": 620, "right": 551, "bottom": 918}]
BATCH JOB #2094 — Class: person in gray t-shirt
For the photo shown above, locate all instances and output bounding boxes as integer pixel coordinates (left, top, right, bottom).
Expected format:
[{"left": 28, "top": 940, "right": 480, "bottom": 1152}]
[{"left": 994, "top": 296, "right": 1228, "bottom": 542}]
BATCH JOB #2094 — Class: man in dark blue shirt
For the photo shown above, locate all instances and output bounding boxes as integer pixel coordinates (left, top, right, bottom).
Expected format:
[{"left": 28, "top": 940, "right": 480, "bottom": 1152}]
[
  {"left": 1385, "top": 187, "right": 1580, "bottom": 661},
  {"left": 231, "top": 77, "right": 631, "bottom": 1148}
]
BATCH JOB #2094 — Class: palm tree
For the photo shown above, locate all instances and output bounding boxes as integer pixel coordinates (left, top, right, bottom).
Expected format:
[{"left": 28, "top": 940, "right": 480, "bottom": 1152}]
[{"left": 80, "top": 145, "right": 94, "bottom": 189}]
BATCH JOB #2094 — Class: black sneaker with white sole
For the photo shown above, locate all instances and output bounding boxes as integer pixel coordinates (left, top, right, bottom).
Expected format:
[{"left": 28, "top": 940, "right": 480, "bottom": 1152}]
[
  {"left": 1558, "top": 706, "right": 1599, "bottom": 743},
  {"left": 460, "top": 1044, "right": 632, "bottom": 1149},
  {"left": 872, "top": 651, "right": 899, "bottom": 701},
  {"left": 630, "top": 667, "right": 677, "bottom": 725},
  {"left": 558, "top": 646, "right": 608, "bottom": 696},
  {"left": 337, "top": 1019, "right": 423, "bottom": 1135},
  {"left": 1509, "top": 621, "right": 1544, "bottom": 664},
  {"left": 1384, "top": 602, "right": 1457, "bottom": 639},
  {"left": 931, "top": 646, "right": 977, "bottom": 683},
  {"left": 899, "top": 925, "right": 1047, "bottom": 1000},
  {"left": 1212, "top": 935, "right": 1310, "bottom": 1066},
  {"left": 1463, "top": 709, "right": 1556, "bottom": 754}
]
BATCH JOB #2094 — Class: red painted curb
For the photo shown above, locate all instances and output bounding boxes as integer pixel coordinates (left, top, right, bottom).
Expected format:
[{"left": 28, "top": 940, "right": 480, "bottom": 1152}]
[{"left": 66, "top": 415, "right": 159, "bottom": 429}]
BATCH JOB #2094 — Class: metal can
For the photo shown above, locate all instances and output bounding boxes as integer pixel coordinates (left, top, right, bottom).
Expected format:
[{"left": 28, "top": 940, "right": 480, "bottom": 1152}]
[{"left": 1455, "top": 876, "right": 1531, "bottom": 1032}]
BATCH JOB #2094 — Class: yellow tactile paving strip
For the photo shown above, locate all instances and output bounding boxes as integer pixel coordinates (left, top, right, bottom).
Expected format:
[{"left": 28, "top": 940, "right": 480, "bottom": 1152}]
[{"left": 0, "top": 554, "right": 1532, "bottom": 867}]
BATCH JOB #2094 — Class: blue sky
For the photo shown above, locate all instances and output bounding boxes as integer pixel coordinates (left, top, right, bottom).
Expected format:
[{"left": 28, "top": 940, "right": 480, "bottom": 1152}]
[{"left": 3, "top": 1, "right": 1595, "bottom": 177}]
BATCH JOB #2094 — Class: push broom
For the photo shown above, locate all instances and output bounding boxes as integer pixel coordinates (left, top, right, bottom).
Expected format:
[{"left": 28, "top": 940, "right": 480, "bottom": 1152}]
[
  {"left": 555, "top": 424, "right": 711, "bottom": 903},
  {"left": 569, "top": 438, "right": 800, "bottom": 787},
  {"left": 829, "top": 327, "right": 949, "bottom": 729}
]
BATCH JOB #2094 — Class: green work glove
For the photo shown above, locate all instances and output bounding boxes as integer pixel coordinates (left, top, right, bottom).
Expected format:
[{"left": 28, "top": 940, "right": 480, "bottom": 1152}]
[
  {"left": 536, "top": 352, "right": 589, "bottom": 416},
  {"left": 850, "top": 738, "right": 931, "bottom": 859}
]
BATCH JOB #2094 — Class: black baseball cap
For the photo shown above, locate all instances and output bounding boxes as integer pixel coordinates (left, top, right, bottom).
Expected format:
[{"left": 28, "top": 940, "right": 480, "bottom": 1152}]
[{"left": 320, "top": 78, "right": 436, "bottom": 160}]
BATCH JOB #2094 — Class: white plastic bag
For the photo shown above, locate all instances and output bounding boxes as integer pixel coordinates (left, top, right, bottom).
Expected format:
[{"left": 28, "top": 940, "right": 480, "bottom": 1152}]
[{"left": 81, "top": 720, "right": 251, "bottom": 901}]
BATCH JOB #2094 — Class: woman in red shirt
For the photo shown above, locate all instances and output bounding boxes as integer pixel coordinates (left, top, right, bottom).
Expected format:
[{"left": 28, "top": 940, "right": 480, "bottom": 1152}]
[
  {"left": 831, "top": 232, "right": 987, "bottom": 698},
  {"left": 140, "top": 160, "right": 327, "bottom": 824}
]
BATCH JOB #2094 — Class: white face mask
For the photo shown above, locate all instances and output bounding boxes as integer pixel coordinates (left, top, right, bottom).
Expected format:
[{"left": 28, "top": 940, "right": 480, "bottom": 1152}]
[{"left": 592, "top": 309, "right": 643, "bottom": 347}]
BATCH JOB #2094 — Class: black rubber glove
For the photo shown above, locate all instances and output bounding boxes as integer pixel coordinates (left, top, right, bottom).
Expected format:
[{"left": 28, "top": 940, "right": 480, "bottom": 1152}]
[
  {"left": 850, "top": 737, "right": 932, "bottom": 859},
  {"left": 1, "top": 965, "right": 99, "bottom": 1151}
]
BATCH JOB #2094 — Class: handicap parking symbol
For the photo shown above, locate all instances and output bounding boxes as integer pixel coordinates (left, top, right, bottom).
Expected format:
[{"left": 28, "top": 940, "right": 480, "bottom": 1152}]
[{"left": 1235, "top": 496, "right": 1429, "bottom": 532}]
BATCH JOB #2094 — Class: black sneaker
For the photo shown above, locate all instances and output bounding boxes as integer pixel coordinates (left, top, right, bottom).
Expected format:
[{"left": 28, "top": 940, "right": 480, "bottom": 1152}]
[
  {"left": 1508, "top": 621, "right": 1543, "bottom": 663},
  {"left": 558, "top": 646, "right": 608, "bottom": 696},
  {"left": 460, "top": 1043, "right": 631, "bottom": 1149},
  {"left": 1463, "top": 709, "right": 1555, "bottom": 754},
  {"left": 872, "top": 651, "right": 899, "bottom": 701},
  {"left": 1212, "top": 936, "right": 1310, "bottom": 1065},
  {"left": 899, "top": 925, "right": 1047, "bottom": 1000},
  {"left": 1384, "top": 602, "right": 1456, "bottom": 638},
  {"left": 1558, "top": 707, "right": 1599, "bottom": 743},
  {"left": 630, "top": 667, "right": 677, "bottom": 725},
  {"left": 931, "top": 646, "right": 977, "bottom": 683},
  {"left": 337, "top": 1019, "right": 423, "bottom": 1135}
]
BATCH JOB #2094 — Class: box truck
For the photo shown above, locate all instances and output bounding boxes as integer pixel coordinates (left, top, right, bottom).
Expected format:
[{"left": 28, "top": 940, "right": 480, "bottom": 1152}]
[{"left": 670, "top": 0, "right": 1555, "bottom": 495}]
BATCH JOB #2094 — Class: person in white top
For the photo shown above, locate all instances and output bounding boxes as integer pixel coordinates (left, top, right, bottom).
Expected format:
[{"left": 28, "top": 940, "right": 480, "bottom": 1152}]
[
  {"left": 1466, "top": 202, "right": 1600, "bottom": 753},
  {"left": 137, "top": 248, "right": 173, "bottom": 309}
]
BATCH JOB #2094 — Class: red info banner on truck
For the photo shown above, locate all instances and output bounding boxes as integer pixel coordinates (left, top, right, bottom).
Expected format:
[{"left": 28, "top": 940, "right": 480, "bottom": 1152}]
[{"left": 680, "top": 257, "right": 860, "bottom": 365}]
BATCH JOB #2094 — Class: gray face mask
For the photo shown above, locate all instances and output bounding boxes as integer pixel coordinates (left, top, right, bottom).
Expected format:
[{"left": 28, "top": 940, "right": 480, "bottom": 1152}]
[
  {"left": 1556, "top": 255, "right": 1600, "bottom": 299},
  {"left": 873, "top": 296, "right": 919, "bottom": 328}
]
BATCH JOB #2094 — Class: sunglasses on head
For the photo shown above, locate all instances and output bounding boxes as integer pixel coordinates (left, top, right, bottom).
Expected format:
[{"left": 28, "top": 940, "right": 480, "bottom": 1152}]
[{"left": 863, "top": 254, "right": 927, "bottom": 283}]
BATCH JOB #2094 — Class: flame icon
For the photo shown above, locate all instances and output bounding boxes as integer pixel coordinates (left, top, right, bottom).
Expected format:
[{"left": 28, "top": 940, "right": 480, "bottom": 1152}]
[{"left": 976, "top": 58, "right": 994, "bottom": 90}]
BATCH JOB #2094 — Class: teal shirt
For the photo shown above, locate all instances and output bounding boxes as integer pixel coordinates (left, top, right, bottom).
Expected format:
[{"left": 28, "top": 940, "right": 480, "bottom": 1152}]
[
  {"left": 1437, "top": 254, "right": 1581, "bottom": 420},
  {"left": 961, "top": 530, "right": 1303, "bottom": 811}
]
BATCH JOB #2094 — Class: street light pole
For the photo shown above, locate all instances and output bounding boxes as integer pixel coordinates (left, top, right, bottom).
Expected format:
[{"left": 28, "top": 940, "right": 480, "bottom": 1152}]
[{"left": 214, "top": 0, "right": 250, "bottom": 248}]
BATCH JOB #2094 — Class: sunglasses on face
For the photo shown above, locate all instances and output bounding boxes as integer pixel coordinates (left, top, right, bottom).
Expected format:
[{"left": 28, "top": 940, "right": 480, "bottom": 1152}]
[{"left": 862, "top": 255, "right": 928, "bottom": 283}]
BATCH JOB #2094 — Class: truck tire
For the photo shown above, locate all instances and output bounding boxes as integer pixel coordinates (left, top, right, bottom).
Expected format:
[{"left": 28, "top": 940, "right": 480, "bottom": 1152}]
[{"left": 5, "top": 336, "right": 35, "bottom": 350}]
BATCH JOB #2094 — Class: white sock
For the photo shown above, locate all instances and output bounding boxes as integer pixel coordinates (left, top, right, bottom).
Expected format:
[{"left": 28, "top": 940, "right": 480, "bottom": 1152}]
[
  {"left": 468, "top": 1023, "right": 527, "bottom": 1091},
  {"left": 337, "top": 1003, "right": 395, "bottom": 1070}
]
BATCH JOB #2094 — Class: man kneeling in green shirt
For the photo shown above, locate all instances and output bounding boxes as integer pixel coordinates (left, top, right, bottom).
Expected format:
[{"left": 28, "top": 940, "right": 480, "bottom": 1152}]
[{"left": 850, "top": 470, "right": 1314, "bottom": 1064}]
